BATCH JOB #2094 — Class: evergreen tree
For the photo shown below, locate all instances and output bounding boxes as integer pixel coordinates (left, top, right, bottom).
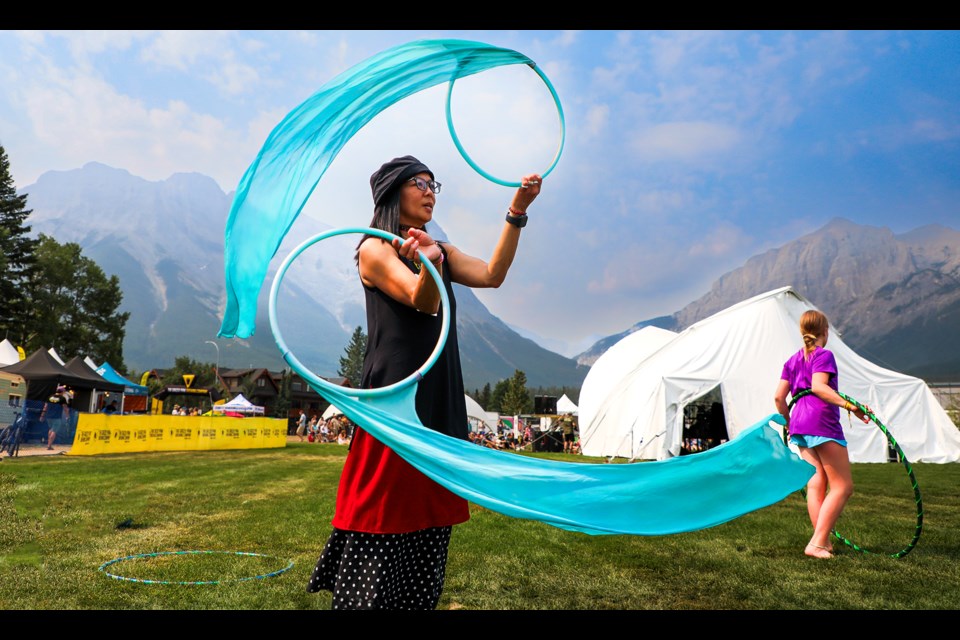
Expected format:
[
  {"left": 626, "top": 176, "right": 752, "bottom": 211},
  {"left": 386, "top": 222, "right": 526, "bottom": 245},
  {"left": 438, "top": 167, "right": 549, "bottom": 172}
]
[
  {"left": 338, "top": 326, "right": 367, "bottom": 385},
  {"left": 24, "top": 234, "right": 130, "bottom": 368},
  {"left": 478, "top": 382, "right": 492, "bottom": 410},
  {"left": 501, "top": 369, "right": 532, "bottom": 416},
  {"left": 274, "top": 369, "right": 292, "bottom": 419},
  {"left": 160, "top": 355, "right": 216, "bottom": 389},
  {"left": 491, "top": 378, "right": 510, "bottom": 413},
  {"left": 0, "top": 145, "right": 38, "bottom": 340}
]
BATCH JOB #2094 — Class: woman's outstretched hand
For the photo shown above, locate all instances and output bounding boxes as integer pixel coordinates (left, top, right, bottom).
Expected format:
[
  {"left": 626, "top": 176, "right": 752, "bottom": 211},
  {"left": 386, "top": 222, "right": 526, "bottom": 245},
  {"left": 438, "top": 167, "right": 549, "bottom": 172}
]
[{"left": 511, "top": 173, "right": 543, "bottom": 213}]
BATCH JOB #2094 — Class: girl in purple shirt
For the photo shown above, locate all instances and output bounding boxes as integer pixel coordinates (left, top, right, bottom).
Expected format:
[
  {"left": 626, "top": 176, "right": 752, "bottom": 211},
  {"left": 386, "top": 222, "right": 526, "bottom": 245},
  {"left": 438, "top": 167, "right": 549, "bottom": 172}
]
[{"left": 774, "top": 310, "right": 870, "bottom": 559}]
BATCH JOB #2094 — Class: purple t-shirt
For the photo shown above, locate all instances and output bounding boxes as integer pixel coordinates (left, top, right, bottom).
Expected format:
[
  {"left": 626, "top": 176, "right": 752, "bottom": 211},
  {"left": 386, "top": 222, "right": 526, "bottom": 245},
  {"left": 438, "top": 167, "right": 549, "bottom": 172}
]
[{"left": 780, "top": 346, "right": 843, "bottom": 439}]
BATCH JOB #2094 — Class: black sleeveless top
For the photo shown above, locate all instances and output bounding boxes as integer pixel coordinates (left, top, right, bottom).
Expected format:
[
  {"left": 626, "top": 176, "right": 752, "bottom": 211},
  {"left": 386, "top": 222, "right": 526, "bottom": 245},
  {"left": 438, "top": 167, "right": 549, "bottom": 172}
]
[{"left": 360, "top": 243, "right": 468, "bottom": 441}]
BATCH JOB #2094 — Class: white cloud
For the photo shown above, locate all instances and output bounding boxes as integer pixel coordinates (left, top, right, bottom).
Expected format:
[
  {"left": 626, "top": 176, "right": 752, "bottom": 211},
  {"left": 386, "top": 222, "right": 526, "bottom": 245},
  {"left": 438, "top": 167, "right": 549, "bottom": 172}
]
[
  {"left": 554, "top": 31, "right": 579, "bottom": 47},
  {"left": 207, "top": 59, "right": 261, "bottom": 96},
  {"left": 583, "top": 103, "right": 609, "bottom": 138},
  {"left": 910, "top": 118, "right": 960, "bottom": 143},
  {"left": 14, "top": 60, "right": 251, "bottom": 190},
  {"left": 631, "top": 188, "right": 696, "bottom": 218},
  {"left": 140, "top": 30, "right": 232, "bottom": 70},
  {"left": 53, "top": 30, "right": 149, "bottom": 58},
  {"left": 138, "top": 30, "right": 262, "bottom": 98},
  {"left": 687, "top": 221, "right": 752, "bottom": 258},
  {"left": 631, "top": 121, "right": 740, "bottom": 163}
]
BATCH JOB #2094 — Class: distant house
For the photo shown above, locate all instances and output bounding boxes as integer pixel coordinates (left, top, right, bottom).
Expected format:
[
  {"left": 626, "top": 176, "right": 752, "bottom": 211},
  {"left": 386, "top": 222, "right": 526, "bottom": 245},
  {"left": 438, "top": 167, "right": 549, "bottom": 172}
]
[
  {"left": 0, "top": 370, "right": 26, "bottom": 428},
  {"left": 272, "top": 370, "right": 353, "bottom": 419},
  {"left": 218, "top": 368, "right": 280, "bottom": 415},
  {"left": 218, "top": 368, "right": 353, "bottom": 429}
]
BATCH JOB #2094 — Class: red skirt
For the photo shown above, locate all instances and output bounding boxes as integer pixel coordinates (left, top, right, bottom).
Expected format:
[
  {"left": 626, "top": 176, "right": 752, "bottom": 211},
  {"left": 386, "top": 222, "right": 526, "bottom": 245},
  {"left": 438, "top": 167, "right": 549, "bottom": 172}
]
[{"left": 331, "top": 427, "right": 470, "bottom": 534}]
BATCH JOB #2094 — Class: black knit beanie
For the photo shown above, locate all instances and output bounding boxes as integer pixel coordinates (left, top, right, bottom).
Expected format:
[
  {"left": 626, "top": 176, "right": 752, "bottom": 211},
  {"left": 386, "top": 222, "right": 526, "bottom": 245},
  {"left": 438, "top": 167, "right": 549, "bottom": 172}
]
[{"left": 369, "top": 155, "right": 434, "bottom": 205}]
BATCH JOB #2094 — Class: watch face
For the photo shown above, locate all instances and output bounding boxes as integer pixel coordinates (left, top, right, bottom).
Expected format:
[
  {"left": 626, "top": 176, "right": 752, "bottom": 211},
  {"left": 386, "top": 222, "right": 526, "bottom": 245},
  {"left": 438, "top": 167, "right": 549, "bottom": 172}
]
[{"left": 507, "top": 212, "right": 528, "bottom": 227}]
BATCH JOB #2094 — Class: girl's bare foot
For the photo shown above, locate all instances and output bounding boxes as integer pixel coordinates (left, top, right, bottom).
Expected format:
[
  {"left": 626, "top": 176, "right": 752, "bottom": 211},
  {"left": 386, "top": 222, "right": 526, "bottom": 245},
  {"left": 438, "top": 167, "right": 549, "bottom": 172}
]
[{"left": 805, "top": 543, "right": 834, "bottom": 559}]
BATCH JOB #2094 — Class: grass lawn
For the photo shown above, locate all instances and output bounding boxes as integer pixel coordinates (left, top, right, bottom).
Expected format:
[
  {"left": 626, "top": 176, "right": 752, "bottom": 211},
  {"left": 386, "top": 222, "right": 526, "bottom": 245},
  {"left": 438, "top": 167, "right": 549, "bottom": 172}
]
[{"left": 2, "top": 442, "right": 959, "bottom": 611}]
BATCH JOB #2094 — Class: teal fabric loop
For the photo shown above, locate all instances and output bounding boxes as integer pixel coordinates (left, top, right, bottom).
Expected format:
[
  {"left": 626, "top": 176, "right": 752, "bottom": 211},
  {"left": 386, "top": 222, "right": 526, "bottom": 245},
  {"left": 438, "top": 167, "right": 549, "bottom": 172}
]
[
  {"left": 269, "top": 227, "right": 450, "bottom": 399},
  {"left": 219, "top": 39, "right": 539, "bottom": 340},
  {"left": 445, "top": 63, "right": 565, "bottom": 187}
]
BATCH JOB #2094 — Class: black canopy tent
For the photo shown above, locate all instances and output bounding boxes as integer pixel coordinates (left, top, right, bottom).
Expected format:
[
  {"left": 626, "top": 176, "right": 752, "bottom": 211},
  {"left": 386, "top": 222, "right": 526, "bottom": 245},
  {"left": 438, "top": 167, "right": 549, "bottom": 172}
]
[
  {"left": 0, "top": 348, "right": 125, "bottom": 444},
  {"left": 153, "top": 384, "right": 221, "bottom": 414},
  {"left": 0, "top": 348, "right": 113, "bottom": 402},
  {"left": 63, "top": 356, "right": 125, "bottom": 412}
]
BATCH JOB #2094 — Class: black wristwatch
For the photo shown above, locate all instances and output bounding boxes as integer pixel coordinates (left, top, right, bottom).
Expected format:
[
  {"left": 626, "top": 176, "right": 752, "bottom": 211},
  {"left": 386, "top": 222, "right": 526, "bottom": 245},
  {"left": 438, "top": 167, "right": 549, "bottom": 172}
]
[{"left": 505, "top": 210, "right": 528, "bottom": 228}]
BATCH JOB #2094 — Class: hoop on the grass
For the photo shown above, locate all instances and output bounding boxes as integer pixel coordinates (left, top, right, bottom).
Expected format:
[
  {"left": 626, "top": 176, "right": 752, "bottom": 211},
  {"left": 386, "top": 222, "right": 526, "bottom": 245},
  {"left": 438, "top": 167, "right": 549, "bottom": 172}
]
[
  {"left": 98, "top": 550, "right": 294, "bottom": 585},
  {"left": 785, "top": 388, "right": 923, "bottom": 558},
  {"left": 269, "top": 227, "right": 450, "bottom": 399},
  {"left": 445, "top": 63, "right": 565, "bottom": 188}
]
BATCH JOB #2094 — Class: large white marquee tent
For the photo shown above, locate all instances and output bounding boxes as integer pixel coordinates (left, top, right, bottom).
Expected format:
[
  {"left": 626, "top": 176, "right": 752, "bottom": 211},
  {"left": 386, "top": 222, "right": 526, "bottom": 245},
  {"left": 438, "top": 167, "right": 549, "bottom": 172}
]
[
  {"left": 465, "top": 394, "right": 499, "bottom": 432},
  {"left": 577, "top": 326, "right": 678, "bottom": 431},
  {"left": 579, "top": 286, "right": 960, "bottom": 464}
]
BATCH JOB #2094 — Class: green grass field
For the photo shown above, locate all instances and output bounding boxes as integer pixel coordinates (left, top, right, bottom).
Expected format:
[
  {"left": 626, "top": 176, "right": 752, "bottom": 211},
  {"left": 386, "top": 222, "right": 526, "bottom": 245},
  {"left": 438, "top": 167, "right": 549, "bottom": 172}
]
[{"left": 2, "top": 443, "right": 958, "bottom": 610}]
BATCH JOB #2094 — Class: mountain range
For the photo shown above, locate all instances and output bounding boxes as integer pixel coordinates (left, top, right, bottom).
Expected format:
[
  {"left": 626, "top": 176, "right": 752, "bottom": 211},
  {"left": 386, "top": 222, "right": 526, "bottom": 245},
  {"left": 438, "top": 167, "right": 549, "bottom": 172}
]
[
  {"left": 577, "top": 218, "right": 960, "bottom": 381},
  {"left": 19, "top": 162, "right": 589, "bottom": 391},
  {"left": 21, "top": 163, "right": 959, "bottom": 392}
]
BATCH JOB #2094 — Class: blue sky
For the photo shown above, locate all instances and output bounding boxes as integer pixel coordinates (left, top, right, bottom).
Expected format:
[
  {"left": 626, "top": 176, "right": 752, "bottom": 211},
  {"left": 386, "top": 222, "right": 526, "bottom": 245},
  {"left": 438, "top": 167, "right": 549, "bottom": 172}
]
[{"left": 1, "top": 30, "right": 958, "bottom": 356}]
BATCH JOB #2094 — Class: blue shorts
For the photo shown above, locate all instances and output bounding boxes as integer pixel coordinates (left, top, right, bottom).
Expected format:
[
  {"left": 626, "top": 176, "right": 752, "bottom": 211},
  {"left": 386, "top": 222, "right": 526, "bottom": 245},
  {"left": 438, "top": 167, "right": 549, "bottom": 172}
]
[{"left": 790, "top": 434, "right": 847, "bottom": 448}]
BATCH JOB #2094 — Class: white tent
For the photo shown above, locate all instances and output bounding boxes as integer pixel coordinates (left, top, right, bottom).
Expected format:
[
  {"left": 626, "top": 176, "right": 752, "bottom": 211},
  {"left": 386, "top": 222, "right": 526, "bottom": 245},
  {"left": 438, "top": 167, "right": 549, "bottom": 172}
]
[
  {"left": 465, "top": 394, "right": 499, "bottom": 432},
  {"left": 556, "top": 394, "right": 579, "bottom": 415},
  {"left": 322, "top": 403, "right": 343, "bottom": 420},
  {"left": 579, "top": 286, "right": 960, "bottom": 464},
  {"left": 0, "top": 339, "right": 20, "bottom": 366},
  {"left": 212, "top": 393, "right": 265, "bottom": 415},
  {"left": 578, "top": 326, "right": 678, "bottom": 430}
]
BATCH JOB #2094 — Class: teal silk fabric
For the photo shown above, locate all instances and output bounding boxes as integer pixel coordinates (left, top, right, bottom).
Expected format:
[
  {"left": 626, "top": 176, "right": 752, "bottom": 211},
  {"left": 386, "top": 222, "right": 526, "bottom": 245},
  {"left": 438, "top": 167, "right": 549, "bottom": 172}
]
[
  {"left": 220, "top": 38, "right": 814, "bottom": 536},
  {"left": 219, "top": 39, "right": 534, "bottom": 340},
  {"left": 316, "top": 382, "right": 813, "bottom": 536}
]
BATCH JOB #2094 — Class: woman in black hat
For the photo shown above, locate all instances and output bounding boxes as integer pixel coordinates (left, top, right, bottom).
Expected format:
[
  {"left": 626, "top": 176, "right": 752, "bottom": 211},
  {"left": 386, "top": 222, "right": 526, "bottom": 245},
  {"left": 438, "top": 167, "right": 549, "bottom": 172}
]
[{"left": 307, "top": 155, "right": 542, "bottom": 609}]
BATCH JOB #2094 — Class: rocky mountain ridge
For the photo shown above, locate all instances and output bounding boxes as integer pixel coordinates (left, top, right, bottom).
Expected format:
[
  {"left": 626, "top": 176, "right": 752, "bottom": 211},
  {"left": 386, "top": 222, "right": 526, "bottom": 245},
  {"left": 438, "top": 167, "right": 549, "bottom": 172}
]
[
  {"left": 20, "top": 162, "right": 588, "bottom": 391},
  {"left": 578, "top": 218, "right": 960, "bottom": 381}
]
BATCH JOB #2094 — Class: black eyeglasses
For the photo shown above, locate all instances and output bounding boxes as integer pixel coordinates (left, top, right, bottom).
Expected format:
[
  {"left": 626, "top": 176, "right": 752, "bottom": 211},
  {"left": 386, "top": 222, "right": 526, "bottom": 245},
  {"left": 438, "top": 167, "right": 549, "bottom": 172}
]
[{"left": 408, "top": 176, "right": 441, "bottom": 194}]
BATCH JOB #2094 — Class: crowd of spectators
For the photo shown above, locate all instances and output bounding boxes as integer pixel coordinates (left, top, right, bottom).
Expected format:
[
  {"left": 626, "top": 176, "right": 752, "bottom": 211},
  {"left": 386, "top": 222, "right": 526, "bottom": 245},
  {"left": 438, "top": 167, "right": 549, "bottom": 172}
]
[
  {"left": 170, "top": 404, "right": 203, "bottom": 416},
  {"left": 303, "top": 413, "right": 354, "bottom": 445},
  {"left": 467, "top": 418, "right": 581, "bottom": 454}
]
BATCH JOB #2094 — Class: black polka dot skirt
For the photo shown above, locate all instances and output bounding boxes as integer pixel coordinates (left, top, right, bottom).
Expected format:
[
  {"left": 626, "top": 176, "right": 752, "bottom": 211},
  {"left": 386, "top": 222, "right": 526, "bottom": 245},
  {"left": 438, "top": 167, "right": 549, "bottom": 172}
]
[{"left": 307, "top": 526, "right": 453, "bottom": 610}]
